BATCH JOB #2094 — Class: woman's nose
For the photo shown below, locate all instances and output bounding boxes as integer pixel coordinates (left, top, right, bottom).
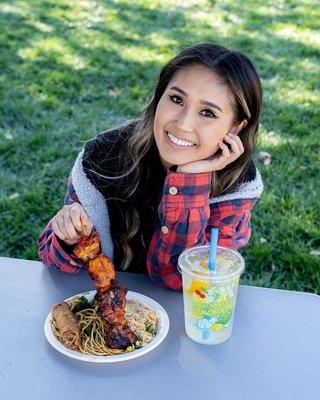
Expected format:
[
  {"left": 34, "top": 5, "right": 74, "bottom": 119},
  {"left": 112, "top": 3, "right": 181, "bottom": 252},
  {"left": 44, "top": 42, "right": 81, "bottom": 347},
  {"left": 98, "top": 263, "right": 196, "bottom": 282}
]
[{"left": 176, "top": 108, "right": 195, "bottom": 132}]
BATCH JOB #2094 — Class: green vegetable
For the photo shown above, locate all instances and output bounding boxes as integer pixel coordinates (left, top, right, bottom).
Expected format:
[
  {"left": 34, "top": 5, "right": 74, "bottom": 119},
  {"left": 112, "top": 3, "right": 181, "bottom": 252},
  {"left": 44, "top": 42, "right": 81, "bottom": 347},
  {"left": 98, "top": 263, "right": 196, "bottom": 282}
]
[
  {"left": 72, "top": 296, "right": 92, "bottom": 314},
  {"left": 83, "top": 324, "right": 93, "bottom": 336},
  {"left": 145, "top": 322, "right": 156, "bottom": 334}
]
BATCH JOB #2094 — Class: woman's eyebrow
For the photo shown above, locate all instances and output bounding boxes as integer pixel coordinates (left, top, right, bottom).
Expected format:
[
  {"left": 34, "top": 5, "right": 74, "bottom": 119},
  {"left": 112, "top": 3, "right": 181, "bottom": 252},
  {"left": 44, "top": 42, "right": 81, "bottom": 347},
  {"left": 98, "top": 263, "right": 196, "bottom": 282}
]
[{"left": 169, "top": 85, "right": 223, "bottom": 113}]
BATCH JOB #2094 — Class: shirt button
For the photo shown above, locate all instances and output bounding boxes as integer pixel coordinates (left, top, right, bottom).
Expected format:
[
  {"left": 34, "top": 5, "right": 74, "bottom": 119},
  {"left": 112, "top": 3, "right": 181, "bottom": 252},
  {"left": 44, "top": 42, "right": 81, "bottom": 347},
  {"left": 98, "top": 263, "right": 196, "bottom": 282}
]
[
  {"left": 169, "top": 186, "right": 178, "bottom": 195},
  {"left": 161, "top": 225, "right": 169, "bottom": 235}
]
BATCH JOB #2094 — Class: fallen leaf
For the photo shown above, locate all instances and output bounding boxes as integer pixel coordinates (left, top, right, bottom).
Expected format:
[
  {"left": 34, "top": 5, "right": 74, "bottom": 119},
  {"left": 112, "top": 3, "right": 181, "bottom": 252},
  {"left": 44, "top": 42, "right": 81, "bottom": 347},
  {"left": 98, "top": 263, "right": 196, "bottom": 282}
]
[
  {"left": 269, "top": 74, "right": 280, "bottom": 84},
  {"left": 8, "top": 192, "right": 19, "bottom": 199},
  {"left": 258, "top": 151, "right": 272, "bottom": 166},
  {"left": 260, "top": 237, "right": 268, "bottom": 244},
  {"left": 5, "top": 132, "right": 13, "bottom": 140},
  {"left": 310, "top": 250, "right": 320, "bottom": 257},
  {"left": 271, "top": 263, "right": 276, "bottom": 272},
  {"left": 109, "top": 87, "right": 121, "bottom": 97}
]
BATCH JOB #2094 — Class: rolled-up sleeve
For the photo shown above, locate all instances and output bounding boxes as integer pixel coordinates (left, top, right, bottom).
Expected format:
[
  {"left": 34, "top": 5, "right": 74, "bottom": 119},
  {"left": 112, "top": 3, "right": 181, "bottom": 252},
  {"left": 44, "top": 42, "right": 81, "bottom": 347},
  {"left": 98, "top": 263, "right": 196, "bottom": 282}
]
[
  {"left": 37, "top": 175, "right": 85, "bottom": 272},
  {"left": 206, "top": 198, "right": 258, "bottom": 249}
]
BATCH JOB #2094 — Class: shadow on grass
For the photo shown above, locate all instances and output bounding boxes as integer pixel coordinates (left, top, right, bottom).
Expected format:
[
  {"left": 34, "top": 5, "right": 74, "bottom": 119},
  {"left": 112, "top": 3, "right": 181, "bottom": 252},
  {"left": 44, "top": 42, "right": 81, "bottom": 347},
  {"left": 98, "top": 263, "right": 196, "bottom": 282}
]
[{"left": 2, "top": 0, "right": 318, "bottom": 141}]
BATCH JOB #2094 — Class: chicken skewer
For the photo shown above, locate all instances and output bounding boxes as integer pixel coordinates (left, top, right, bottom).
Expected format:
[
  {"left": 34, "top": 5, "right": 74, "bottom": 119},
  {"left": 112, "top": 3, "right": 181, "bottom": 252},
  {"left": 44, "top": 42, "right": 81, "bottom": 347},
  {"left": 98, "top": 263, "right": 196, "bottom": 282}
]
[{"left": 73, "top": 232, "right": 138, "bottom": 349}]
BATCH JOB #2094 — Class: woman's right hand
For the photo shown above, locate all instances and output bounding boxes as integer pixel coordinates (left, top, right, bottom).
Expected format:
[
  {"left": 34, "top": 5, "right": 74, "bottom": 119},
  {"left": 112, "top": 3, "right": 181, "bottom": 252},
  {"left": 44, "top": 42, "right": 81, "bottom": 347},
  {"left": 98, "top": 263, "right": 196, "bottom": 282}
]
[
  {"left": 176, "top": 133, "right": 244, "bottom": 174},
  {"left": 51, "top": 203, "right": 94, "bottom": 245}
]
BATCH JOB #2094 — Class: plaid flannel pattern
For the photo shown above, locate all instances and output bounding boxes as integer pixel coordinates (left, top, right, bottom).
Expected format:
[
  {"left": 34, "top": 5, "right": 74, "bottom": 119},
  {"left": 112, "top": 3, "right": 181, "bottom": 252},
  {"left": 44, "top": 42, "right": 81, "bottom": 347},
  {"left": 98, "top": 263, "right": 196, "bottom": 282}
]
[
  {"left": 38, "top": 172, "right": 257, "bottom": 290},
  {"left": 146, "top": 171, "right": 257, "bottom": 291},
  {"left": 38, "top": 175, "right": 86, "bottom": 273}
]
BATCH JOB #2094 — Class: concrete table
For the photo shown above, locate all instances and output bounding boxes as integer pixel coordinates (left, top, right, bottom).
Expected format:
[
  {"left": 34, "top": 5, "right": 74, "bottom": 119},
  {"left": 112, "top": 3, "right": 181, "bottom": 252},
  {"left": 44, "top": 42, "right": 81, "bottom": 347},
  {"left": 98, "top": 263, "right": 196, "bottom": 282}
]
[{"left": 0, "top": 257, "right": 319, "bottom": 400}]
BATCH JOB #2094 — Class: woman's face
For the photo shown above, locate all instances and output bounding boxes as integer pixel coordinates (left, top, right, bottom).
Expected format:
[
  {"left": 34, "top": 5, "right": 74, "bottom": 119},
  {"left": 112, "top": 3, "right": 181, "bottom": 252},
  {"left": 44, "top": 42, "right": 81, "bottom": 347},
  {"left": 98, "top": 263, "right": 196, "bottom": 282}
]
[{"left": 153, "top": 64, "right": 241, "bottom": 170}]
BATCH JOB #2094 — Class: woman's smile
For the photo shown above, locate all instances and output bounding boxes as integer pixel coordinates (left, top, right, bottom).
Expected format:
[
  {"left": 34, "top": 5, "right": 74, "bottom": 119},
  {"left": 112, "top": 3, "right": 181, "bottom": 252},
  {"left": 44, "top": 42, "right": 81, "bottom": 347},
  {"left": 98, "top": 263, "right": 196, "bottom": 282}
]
[{"left": 165, "top": 130, "right": 197, "bottom": 149}]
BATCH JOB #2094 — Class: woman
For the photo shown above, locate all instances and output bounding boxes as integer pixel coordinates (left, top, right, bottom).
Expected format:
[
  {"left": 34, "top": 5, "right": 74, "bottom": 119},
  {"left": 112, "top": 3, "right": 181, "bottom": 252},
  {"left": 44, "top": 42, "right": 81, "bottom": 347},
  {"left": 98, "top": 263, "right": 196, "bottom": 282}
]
[{"left": 38, "top": 43, "right": 263, "bottom": 291}]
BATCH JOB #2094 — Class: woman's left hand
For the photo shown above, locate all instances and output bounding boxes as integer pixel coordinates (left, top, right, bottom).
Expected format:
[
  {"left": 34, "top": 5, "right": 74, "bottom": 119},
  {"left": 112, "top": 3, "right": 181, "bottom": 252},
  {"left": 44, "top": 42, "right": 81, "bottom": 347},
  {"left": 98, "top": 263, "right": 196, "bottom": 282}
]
[{"left": 176, "top": 133, "right": 244, "bottom": 174}]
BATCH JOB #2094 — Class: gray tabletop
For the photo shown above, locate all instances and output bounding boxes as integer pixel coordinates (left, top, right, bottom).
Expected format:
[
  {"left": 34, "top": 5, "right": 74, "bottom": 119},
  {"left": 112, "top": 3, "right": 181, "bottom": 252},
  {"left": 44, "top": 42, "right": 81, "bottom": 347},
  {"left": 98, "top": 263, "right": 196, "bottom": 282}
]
[{"left": 0, "top": 257, "right": 319, "bottom": 400}]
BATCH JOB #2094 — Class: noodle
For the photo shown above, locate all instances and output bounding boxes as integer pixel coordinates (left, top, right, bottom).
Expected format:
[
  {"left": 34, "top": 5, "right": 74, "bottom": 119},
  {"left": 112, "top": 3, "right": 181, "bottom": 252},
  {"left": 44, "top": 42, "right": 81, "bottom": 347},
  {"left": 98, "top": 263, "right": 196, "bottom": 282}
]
[{"left": 50, "top": 296, "right": 157, "bottom": 356}]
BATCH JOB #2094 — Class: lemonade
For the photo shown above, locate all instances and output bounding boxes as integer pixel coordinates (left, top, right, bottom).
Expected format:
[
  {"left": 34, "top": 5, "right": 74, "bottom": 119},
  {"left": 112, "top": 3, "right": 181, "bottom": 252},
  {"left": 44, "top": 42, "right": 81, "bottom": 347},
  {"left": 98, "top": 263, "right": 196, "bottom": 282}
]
[{"left": 178, "top": 245, "right": 245, "bottom": 345}]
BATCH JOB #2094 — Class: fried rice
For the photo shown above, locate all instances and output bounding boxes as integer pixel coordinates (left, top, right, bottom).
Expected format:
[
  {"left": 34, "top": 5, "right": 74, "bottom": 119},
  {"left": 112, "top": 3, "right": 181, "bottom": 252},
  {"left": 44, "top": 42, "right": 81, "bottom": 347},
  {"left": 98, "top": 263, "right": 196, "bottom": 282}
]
[{"left": 125, "top": 300, "right": 158, "bottom": 345}]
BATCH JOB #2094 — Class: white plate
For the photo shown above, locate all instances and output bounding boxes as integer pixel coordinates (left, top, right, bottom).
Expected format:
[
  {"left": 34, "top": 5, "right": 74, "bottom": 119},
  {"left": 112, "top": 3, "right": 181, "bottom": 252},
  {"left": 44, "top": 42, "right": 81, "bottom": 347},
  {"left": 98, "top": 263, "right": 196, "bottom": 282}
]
[{"left": 44, "top": 290, "right": 169, "bottom": 363}]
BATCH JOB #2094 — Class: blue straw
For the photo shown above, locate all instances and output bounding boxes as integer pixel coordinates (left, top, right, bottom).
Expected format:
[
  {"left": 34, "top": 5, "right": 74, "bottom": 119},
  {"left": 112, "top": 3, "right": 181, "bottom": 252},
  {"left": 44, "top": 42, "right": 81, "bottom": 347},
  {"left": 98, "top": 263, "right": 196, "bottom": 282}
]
[{"left": 208, "top": 228, "right": 219, "bottom": 271}]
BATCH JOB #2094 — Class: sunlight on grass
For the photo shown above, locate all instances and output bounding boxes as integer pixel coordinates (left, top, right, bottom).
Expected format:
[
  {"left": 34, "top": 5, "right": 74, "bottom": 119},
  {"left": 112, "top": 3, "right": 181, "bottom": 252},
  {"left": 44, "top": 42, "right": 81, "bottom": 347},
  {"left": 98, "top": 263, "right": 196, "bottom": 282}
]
[
  {"left": 259, "top": 3, "right": 286, "bottom": 16},
  {"left": 18, "top": 38, "right": 86, "bottom": 70},
  {"left": 121, "top": 46, "right": 157, "bottom": 63},
  {"left": 32, "top": 20, "right": 54, "bottom": 33},
  {"left": 124, "top": 34, "right": 176, "bottom": 62},
  {"left": 293, "top": 58, "right": 319, "bottom": 74},
  {"left": 17, "top": 47, "right": 40, "bottom": 61},
  {"left": 259, "top": 128, "right": 289, "bottom": 146},
  {"left": 160, "top": 0, "right": 208, "bottom": 8},
  {"left": 0, "top": 3, "right": 23, "bottom": 15},
  {"left": 148, "top": 33, "right": 175, "bottom": 48},
  {"left": 279, "top": 88, "right": 319, "bottom": 106},
  {"left": 272, "top": 24, "right": 320, "bottom": 46}
]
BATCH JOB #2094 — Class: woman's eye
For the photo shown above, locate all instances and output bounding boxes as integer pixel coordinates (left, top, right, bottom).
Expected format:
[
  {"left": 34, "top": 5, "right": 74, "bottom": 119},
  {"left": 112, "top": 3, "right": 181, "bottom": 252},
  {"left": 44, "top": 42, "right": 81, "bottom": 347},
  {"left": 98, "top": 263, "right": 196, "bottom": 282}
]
[
  {"left": 169, "top": 95, "right": 217, "bottom": 118},
  {"left": 201, "top": 109, "right": 217, "bottom": 118},
  {"left": 169, "top": 95, "right": 183, "bottom": 105}
]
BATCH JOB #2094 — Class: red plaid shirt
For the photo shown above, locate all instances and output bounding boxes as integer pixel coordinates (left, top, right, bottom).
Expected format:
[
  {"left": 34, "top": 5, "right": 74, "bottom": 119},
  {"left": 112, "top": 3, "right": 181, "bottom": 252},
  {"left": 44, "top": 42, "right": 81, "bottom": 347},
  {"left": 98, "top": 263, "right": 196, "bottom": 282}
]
[{"left": 38, "top": 170, "right": 257, "bottom": 291}]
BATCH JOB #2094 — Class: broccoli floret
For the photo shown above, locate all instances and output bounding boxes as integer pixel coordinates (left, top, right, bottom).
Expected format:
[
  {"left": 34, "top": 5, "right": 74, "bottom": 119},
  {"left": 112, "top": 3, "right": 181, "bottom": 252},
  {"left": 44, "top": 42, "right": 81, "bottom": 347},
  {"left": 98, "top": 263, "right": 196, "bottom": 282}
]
[{"left": 72, "top": 296, "right": 92, "bottom": 313}]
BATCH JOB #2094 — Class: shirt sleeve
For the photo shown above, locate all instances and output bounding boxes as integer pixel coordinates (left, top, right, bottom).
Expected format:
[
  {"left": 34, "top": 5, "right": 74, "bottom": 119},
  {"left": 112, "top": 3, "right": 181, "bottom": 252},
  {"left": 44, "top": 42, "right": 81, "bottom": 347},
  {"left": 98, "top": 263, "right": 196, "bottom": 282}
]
[
  {"left": 37, "top": 175, "right": 85, "bottom": 273},
  {"left": 207, "top": 198, "right": 257, "bottom": 249},
  {"left": 146, "top": 170, "right": 258, "bottom": 292}
]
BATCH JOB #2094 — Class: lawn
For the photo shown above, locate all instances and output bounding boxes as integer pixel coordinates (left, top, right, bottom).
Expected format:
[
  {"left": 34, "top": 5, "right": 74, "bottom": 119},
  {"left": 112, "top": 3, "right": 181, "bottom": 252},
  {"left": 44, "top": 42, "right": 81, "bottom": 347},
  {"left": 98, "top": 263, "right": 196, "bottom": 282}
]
[{"left": 0, "top": 0, "right": 319, "bottom": 293}]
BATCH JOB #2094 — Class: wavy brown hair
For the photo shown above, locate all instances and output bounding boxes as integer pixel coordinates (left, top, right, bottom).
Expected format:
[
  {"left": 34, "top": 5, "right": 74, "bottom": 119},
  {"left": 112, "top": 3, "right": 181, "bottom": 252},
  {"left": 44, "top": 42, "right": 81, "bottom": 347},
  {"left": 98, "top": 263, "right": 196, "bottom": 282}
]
[{"left": 87, "top": 43, "right": 262, "bottom": 270}]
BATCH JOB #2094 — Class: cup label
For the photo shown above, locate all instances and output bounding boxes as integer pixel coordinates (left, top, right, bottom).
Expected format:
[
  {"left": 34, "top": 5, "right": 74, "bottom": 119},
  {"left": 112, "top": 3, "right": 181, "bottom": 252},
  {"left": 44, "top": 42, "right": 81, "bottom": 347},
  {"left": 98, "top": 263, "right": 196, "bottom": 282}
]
[
  {"left": 189, "top": 283, "right": 237, "bottom": 335},
  {"left": 192, "top": 297, "right": 233, "bottom": 317}
]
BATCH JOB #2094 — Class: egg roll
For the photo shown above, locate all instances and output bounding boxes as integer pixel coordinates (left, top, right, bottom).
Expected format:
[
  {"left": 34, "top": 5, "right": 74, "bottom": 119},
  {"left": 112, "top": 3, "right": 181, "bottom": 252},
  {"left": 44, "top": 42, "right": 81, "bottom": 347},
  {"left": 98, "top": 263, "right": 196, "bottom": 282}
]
[{"left": 52, "top": 302, "right": 80, "bottom": 350}]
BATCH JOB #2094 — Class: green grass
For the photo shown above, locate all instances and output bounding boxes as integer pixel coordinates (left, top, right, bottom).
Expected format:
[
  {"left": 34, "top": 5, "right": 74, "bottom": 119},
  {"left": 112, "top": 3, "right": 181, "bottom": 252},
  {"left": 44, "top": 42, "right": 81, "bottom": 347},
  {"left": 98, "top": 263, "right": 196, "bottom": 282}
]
[{"left": 0, "top": 0, "right": 319, "bottom": 294}]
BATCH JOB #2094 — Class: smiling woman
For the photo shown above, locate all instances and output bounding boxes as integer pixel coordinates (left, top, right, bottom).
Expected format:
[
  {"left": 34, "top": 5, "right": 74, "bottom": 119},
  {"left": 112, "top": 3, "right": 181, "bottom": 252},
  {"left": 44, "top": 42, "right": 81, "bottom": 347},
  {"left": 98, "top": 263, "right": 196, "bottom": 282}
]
[{"left": 38, "top": 43, "right": 263, "bottom": 291}]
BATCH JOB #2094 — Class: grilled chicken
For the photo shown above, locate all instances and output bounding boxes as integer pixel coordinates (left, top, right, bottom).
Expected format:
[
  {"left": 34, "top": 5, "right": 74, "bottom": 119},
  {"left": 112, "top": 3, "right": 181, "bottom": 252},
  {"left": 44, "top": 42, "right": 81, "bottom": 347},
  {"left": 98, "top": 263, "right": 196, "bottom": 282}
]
[
  {"left": 86, "top": 254, "right": 116, "bottom": 292},
  {"left": 96, "top": 280, "right": 127, "bottom": 326},
  {"left": 107, "top": 324, "right": 138, "bottom": 349},
  {"left": 73, "top": 232, "right": 137, "bottom": 349},
  {"left": 73, "top": 231, "right": 100, "bottom": 262}
]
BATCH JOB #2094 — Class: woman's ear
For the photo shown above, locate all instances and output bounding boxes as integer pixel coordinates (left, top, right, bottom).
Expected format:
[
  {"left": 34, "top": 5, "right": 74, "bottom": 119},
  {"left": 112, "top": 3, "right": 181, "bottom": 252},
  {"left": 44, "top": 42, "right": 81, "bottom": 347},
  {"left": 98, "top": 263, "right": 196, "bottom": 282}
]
[{"left": 231, "top": 119, "right": 248, "bottom": 135}]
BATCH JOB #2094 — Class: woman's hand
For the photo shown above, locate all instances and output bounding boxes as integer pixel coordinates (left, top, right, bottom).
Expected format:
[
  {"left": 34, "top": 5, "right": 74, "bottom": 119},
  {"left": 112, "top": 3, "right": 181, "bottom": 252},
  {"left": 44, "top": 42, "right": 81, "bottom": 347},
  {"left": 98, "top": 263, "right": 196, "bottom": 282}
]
[
  {"left": 176, "top": 133, "right": 244, "bottom": 174},
  {"left": 51, "top": 203, "right": 94, "bottom": 245}
]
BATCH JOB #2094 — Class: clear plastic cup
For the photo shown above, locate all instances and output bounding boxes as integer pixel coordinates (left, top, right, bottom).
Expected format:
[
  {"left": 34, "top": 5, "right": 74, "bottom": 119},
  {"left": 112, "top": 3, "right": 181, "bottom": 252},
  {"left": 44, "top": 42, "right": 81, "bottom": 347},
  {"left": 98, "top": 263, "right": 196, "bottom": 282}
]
[{"left": 178, "top": 245, "right": 245, "bottom": 345}]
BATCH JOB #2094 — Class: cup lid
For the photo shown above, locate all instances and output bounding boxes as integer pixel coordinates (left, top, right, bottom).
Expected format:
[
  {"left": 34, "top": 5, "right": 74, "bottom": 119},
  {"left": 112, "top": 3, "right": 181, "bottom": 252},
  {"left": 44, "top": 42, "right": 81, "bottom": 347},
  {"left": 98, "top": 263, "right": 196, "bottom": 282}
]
[{"left": 178, "top": 245, "right": 245, "bottom": 281}]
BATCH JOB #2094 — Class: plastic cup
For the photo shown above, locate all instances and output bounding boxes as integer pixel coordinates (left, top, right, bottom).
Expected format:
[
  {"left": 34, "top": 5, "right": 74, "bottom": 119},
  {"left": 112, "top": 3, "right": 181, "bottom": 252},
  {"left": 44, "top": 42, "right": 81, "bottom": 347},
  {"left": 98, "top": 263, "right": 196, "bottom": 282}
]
[{"left": 178, "top": 245, "right": 245, "bottom": 345}]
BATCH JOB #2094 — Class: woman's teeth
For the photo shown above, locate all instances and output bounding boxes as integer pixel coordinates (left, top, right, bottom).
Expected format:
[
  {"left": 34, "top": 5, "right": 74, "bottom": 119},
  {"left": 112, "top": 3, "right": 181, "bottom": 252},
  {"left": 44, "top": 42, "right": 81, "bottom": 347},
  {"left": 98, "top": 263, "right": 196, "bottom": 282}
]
[{"left": 166, "top": 131, "right": 195, "bottom": 147}]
